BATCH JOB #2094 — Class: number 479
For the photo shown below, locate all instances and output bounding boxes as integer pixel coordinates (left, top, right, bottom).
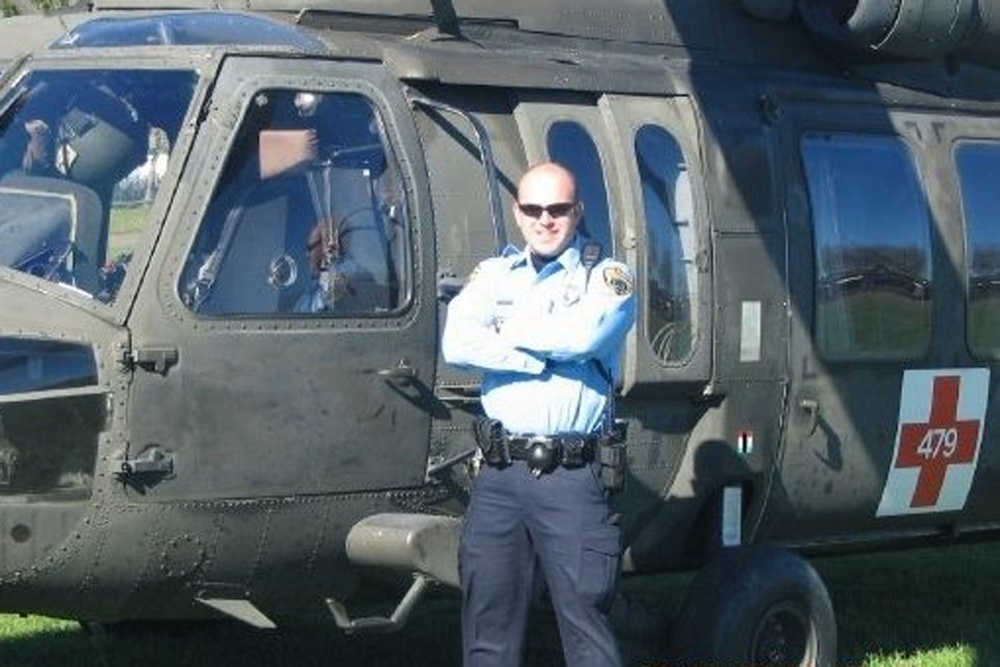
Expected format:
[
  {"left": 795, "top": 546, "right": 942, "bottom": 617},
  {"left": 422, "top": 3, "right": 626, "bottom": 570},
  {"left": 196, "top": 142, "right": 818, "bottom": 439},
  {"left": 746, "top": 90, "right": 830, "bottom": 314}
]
[{"left": 917, "top": 427, "right": 958, "bottom": 459}]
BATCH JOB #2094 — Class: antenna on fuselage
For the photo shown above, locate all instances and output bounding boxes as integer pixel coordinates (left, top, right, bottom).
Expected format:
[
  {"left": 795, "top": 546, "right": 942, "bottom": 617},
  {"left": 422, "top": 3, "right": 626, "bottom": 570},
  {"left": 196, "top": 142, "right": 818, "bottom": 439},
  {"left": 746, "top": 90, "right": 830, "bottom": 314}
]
[{"left": 429, "top": 0, "right": 461, "bottom": 38}]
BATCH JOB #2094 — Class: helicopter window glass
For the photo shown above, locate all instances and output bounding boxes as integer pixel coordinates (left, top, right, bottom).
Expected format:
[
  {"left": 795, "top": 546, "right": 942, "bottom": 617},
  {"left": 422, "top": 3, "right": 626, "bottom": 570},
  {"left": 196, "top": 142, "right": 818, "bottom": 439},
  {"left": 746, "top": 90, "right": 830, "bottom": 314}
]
[
  {"left": 635, "top": 124, "right": 696, "bottom": 363},
  {"left": 52, "top": 12, "right": 325, "bottom": 49},
  {"left": 180, "top": 89, "right": 409, "bottom": 318},
  {"left": 956, "top": 141, "right": 1000, "bottom": 358},
  {"left": 0, "top": 338, "right": 98, "bottom": 396},
  {"left": 0, "top": 337, "right": 102, "bottom": 499},
  {"left": 0, "top": 68, "right": 197, "bottom": 304},
  {"left": 546, "top": 121, "right": 613, "bottom": 254},
  {"left": 801, "top": 134, "right": 932, "bottom": 361}
]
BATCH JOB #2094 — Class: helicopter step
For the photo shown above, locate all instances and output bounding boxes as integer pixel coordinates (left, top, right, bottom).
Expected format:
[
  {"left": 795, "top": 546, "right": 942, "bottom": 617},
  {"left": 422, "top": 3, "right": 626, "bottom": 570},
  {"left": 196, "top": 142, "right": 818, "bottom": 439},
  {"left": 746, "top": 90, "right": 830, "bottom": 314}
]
[{"left": 327, "top": 513, "right": 461, "bottom": 633}]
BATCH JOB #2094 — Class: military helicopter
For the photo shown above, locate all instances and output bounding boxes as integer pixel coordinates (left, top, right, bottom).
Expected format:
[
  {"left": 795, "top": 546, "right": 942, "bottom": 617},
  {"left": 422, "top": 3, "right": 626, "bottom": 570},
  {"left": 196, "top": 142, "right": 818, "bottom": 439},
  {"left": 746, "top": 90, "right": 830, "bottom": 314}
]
[{"left": 1, "top": 0, "right": 1000, "bottom": 664}]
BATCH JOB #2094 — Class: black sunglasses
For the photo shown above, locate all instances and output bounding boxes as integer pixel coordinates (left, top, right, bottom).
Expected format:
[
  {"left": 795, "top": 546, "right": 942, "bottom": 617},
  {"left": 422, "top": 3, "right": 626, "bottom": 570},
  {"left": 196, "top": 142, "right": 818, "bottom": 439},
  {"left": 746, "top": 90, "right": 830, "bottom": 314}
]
[{"left": 516, "top": 201, "right": 577, "bottom": 219}]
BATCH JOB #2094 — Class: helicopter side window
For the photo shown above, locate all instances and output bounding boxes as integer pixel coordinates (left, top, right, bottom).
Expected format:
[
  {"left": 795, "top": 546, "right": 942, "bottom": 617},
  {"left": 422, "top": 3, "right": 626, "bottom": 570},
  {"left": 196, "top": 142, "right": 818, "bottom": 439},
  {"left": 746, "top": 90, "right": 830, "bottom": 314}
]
[
  {"left": 956, "top": 141, "right": 1000, "bottom": 358},
  {"left": 801, "top": 133, "right": 932, "bottom": 361},
  {"left": 180, "top": 89, "right": 408, "bottom": 318},
  {"left": 0, "top": 337, "right": 102, "bottom": 499},
  {"left": 546, "top": 120, "right": 613, "bottom": 254},
  {"left": 635, "top": 124, "right": 697, "bottom": 363},
  {"left": 0, "top": 69, "right": 196, "bottom": 303}
]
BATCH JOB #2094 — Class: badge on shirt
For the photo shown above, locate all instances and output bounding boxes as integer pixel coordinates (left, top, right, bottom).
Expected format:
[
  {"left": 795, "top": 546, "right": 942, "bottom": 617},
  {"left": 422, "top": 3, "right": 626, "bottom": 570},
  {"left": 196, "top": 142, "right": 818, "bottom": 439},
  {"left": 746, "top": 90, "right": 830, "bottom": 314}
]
[
  {"left": 603, "top": 265, "right": 633, "bottom": 296},
  {"left": 562, "top": 279, "right": 583, "bottom": 307}
]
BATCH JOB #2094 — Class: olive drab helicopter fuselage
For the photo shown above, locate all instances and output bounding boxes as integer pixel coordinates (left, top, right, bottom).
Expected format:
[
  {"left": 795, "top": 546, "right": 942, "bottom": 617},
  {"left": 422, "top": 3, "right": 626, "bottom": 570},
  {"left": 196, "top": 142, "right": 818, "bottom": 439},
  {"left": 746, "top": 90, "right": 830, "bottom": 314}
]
[{"left": 2, "top": 1, "right": 1000, "bottom": 664}]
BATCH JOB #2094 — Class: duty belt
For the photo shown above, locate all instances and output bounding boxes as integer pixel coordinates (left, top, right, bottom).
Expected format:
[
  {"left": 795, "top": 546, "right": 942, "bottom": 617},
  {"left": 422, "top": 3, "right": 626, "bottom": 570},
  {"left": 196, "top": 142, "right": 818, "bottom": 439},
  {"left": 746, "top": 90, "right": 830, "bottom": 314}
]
[
  {"left": 473, "top": 417, "right": 599, "bottom": 476},
  {"left": 508, "top": 434, "right": 598, "bottom": 466}
]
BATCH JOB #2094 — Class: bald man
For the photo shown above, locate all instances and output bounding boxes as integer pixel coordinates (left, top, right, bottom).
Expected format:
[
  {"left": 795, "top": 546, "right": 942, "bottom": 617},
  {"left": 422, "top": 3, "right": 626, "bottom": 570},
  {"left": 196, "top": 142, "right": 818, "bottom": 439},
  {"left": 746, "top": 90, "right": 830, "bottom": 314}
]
[{"left": 443, "top": 162, "right": 636, "bottom": 667}]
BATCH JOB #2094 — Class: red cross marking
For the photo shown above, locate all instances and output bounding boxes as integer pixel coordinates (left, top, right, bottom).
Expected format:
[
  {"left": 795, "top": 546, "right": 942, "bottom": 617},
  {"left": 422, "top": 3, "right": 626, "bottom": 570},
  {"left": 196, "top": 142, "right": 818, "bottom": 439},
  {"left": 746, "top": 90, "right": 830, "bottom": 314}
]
[{"left": 895, "top": 375, "right": 981, "bottom": 508}]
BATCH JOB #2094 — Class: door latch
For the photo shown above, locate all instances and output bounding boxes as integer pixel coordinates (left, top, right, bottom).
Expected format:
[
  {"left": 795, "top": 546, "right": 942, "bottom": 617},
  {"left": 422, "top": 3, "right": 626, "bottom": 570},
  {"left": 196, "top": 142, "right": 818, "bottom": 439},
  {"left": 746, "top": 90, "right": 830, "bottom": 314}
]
[
  {"left": 126, "top": 346, "right": 179, "bottom": 374},
  {"left": 114, "top": 445, "right": 174, "bottom": 478}
]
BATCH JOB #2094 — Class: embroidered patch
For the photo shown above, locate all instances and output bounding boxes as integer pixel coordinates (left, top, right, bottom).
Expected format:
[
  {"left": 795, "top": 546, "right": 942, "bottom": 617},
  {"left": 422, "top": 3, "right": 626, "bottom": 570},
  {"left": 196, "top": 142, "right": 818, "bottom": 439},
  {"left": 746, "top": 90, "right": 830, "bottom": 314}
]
[{"left": 603, "top": 266, "right": 633, "bottom": 296}]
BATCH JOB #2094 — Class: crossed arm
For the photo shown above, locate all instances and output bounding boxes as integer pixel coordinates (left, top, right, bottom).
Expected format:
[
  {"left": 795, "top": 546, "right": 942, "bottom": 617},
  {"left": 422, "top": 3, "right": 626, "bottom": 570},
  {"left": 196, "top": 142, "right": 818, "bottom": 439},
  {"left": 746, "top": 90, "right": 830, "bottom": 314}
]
[{"left": 442, "top": 261, "right": 635, "bottom": 374}]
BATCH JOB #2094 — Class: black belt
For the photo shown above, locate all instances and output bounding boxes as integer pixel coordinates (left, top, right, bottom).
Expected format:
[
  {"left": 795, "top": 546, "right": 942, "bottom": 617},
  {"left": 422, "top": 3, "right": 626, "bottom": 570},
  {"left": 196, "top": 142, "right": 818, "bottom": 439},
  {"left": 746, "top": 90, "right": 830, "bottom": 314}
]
[
  {"left": 473, "top": 418, "right": 600, "bottom": 474},
  {"left": 506, "top": 434, "right": 599, "bottom": 467}
]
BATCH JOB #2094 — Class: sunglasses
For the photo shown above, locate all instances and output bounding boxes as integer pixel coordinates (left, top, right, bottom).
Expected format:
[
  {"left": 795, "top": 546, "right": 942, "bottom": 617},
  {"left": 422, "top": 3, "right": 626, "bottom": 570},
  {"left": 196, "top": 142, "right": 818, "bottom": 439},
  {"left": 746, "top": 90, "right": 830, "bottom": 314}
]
[{"left": 516, "top": 201, "right": 577, "bottom": 219}]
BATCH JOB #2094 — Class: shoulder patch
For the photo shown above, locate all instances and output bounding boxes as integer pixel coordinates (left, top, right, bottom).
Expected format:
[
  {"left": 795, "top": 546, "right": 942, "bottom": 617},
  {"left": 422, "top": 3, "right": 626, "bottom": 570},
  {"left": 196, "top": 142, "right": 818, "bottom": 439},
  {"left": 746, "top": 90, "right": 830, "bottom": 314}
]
[
  {"left": 466, "top": 256, "right": 512, "bottom": 286},
  {"left": 602, "top": 265, "right": 633, "bottom": 296}
]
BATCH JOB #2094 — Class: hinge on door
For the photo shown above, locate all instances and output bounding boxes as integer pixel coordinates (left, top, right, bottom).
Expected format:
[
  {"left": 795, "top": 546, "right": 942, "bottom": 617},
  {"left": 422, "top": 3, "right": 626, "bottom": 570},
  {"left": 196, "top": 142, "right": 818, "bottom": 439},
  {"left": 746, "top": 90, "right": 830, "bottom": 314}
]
[{"left": 124, "top": 346, "right": 179, "bottom": 374}]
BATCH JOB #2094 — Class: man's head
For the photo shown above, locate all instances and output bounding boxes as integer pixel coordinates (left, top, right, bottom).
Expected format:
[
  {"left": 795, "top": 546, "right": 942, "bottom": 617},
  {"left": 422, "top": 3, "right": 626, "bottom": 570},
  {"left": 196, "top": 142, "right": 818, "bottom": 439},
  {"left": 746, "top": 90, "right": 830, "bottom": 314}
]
[{"left": 513, "top": 162, "right": 582, "bottom": 258}]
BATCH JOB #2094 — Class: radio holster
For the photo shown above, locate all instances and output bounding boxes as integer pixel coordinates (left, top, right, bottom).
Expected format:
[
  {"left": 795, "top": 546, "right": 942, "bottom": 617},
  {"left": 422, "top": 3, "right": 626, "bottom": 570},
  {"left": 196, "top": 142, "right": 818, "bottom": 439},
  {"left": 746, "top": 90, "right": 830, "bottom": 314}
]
[
  {"left": 598, "top": 419, "right": 628, "bottom": 492},
  {"left": 473, "top": 417, "right": 509, "bottom": 467}
]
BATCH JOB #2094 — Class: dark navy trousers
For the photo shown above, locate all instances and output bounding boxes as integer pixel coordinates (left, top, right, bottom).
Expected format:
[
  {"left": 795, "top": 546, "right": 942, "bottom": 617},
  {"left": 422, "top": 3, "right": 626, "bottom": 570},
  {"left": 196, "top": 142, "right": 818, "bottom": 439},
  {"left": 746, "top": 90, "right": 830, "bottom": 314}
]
[{"left": 460, "top": 460, "right": 622, "bottom": 667}]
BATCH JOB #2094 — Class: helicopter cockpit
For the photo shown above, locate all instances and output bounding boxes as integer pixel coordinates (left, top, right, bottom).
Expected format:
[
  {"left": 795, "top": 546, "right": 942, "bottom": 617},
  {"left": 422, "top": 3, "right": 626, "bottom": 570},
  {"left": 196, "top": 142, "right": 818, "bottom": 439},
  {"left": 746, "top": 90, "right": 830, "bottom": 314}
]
[
  {"left": 180, "top": 87, "right": 408, "bottom": 317},
  {"left": 0, "top": 68, "right": 196, "bottom": 304}
]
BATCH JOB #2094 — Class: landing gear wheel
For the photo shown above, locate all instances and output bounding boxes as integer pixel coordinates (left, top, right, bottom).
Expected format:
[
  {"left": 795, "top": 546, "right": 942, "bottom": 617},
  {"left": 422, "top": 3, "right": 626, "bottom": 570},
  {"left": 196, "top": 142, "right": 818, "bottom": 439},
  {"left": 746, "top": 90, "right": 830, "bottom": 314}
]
[{"left": 669, "top": 544, "right": 836, "bottom": 667}]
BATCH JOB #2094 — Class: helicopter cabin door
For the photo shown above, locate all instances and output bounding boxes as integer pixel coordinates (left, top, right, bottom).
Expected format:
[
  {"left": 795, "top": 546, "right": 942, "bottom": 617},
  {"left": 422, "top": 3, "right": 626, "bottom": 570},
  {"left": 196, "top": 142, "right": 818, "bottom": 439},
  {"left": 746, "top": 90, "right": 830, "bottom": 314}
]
[
  {"left": 124, "top": 57, "right": 436, "bottom": 501},
  {"left": 773, "top": 99, "right": 966, "bottom": 541}
]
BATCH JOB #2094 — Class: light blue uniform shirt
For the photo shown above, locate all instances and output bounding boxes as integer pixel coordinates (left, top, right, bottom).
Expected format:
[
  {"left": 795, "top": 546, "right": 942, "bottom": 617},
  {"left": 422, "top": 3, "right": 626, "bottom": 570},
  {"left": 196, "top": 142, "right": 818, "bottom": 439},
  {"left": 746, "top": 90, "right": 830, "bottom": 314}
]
[{"left": 442, "top": 238, "right": 636, "bottom": 436}]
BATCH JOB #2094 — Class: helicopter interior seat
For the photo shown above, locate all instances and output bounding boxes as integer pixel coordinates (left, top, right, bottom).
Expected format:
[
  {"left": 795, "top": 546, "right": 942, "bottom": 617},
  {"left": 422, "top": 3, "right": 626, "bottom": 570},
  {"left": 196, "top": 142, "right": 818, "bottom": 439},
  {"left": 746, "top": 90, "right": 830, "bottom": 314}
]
[
  {"left": 191, "top": 179, "right": 294, "bottom": 316},
  {"left": 182, "top": 130, "right": 306, "bottom": 316},
  {"left": 188, "top": 128, "right": 334, "bottom": 316},
  {"left": 260, "top": 127, "right": 394, "bottom": 314},
  {"left": 258, "top": 125, "right": 395, "bottom": 313},
  {"left": 187, "top": 127, "right": 395, "bottom": 316},
  {"left": 0, "top": 172, "right": 104, "bottom": 294}
]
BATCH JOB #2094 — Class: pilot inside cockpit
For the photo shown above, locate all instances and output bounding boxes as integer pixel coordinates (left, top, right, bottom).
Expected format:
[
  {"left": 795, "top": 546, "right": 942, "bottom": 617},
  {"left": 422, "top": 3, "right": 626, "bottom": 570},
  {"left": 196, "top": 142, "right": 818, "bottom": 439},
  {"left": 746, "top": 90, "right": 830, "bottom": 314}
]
[
  {"left": 52, "top": 85, "right": 147, "bottom": 190},
  {"left": 21, "top": 118, "right": 57, "bottom": 177},
  {"left": 0, "top": 81, "right": 148, "bottom": 296}
]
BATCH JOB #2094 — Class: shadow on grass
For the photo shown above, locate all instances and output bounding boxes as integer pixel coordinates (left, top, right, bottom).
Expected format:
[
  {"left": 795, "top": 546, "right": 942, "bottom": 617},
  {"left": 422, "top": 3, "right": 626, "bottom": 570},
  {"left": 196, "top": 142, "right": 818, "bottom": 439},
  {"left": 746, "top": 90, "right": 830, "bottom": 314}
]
[
  {"left": 0, "top": 589, "right": 567, "bottom": 667},
  {"left": 0, "top": 592, "right": 463, "bottom": 667},
  {"left": 1, "top": 543, "right": 998, "bottom": 667}
]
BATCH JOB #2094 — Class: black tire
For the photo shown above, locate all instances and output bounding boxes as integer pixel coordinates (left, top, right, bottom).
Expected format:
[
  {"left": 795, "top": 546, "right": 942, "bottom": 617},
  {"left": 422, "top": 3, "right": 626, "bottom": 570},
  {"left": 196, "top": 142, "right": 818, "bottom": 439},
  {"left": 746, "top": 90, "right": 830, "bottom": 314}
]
[{"left": 669, "top": 544, "right": 836, "bottom": 667}]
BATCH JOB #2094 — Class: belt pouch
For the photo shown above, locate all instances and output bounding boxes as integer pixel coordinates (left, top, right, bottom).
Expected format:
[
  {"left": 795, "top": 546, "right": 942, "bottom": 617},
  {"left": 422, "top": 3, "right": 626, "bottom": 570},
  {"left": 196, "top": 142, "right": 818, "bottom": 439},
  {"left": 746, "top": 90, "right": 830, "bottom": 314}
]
[
  {"left": 560, "top": 435, "right": 588, "bottom": 468},
  {"left": 474, "top": 417, "right": 509, "bottom": 466},
  {"left": 598, "top": 440, "right": 626, "bottom": 492}
]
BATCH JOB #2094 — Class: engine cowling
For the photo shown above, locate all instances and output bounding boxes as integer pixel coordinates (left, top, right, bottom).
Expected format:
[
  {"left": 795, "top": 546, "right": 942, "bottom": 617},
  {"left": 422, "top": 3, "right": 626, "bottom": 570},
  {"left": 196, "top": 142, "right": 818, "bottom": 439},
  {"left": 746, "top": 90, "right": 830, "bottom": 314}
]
[{"left": 740, "top": 0, "right": 1000, "bottom": 68}]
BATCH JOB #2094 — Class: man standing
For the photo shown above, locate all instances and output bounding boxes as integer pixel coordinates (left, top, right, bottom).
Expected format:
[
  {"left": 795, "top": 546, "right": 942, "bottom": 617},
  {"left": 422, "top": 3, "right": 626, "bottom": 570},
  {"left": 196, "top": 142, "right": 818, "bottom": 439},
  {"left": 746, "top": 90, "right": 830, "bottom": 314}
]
[{"left": 443, "top": 162, "right": 636, "bottom": 666}]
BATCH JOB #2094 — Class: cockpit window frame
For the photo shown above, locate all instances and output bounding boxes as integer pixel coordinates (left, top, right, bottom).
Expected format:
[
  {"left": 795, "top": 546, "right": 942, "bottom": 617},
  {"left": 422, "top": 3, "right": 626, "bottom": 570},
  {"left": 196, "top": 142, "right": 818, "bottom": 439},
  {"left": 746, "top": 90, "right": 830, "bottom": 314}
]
[
  {"left": 177, "top": 85, "right": 413, "bottom": 320},
  {"left": 161, "top": 55, "right": 423, "bottom": 331},
  {"left": 0, "top": 52, "right": 219, "bottom": 326}
]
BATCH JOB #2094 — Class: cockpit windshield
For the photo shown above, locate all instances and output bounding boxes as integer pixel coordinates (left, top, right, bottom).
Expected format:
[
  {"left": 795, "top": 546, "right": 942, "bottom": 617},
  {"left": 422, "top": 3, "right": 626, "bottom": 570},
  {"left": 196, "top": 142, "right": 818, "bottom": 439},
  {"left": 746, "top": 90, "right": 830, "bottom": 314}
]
[{"left": 0, "top": 68, "right": 197, "bottom": 303}]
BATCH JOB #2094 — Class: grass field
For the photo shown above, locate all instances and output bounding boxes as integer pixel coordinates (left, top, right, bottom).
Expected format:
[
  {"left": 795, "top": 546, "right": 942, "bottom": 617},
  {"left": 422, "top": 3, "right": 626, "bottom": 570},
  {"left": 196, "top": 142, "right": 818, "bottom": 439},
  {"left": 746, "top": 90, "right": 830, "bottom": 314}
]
[
  {"left": 107, "top": 202, "right": 151, "bottom": 261},
  {"left": 0, "top": 541, "right": 997, "bottom": 666}
]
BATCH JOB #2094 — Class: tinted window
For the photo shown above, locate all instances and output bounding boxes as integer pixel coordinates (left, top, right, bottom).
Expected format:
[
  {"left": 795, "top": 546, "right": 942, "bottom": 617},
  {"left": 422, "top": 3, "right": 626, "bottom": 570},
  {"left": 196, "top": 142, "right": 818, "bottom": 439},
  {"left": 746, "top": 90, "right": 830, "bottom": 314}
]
[
  {"left": 801, "top": 134, "right": 932, "bottom": 361},
  {"left": 546, "top": 121, "right": 612, "bottom": 254},
  {"left": 635, "top": 124, "right": 697, "bottom": 362},
  {"left": 180, "top": 89, "right": 408, "bottom": 317},
  {"left": 956, "top": 141, "right": 1000, "bottom": 357},
  {"left": 0, "top": 338, "right": 97, "bottom": 395}
]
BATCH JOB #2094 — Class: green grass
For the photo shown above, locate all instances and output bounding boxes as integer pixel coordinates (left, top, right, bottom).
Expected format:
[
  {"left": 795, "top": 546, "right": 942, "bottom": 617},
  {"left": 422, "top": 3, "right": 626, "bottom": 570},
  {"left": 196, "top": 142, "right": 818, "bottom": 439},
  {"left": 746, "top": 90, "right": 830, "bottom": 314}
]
[
  {"left": 1, "top": 542, "right": 998, "bottom": 666},
  {"left": 107, "top": 203, "right": 151, "bottom": 260},
  {"left": 816, "top": 542, "right": 1000, "bottom": 667}
]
